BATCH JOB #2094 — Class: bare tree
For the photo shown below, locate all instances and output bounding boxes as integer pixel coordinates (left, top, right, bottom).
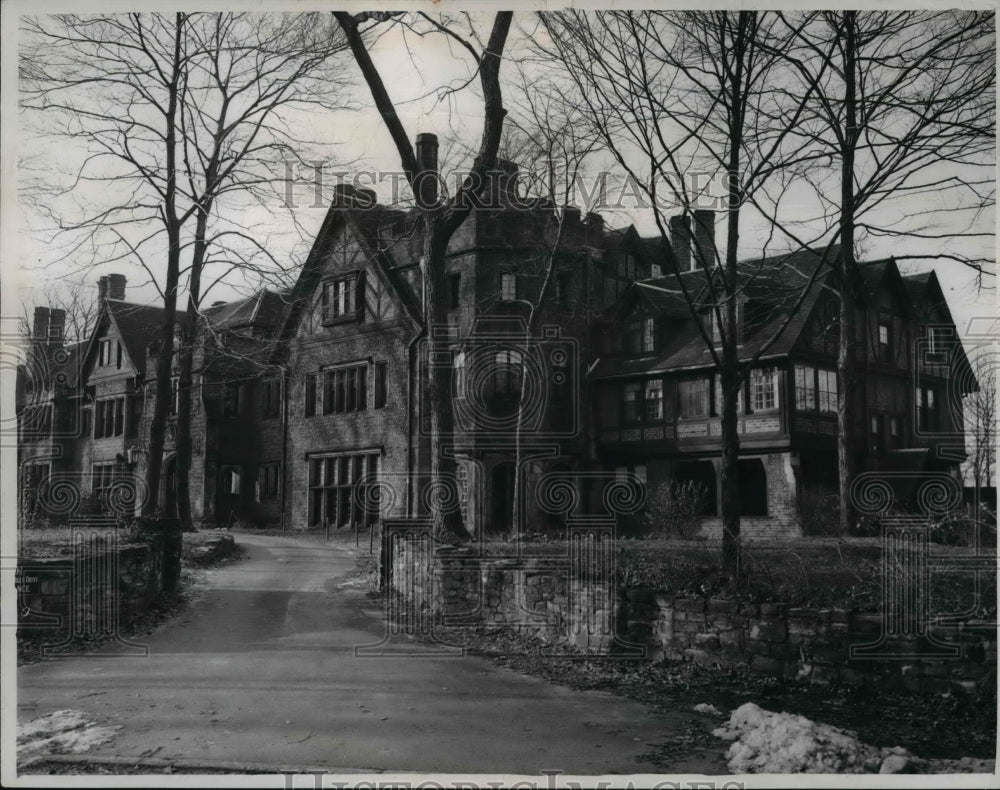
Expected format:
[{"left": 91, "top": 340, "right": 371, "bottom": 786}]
[
  {"left": 20, "top": 12, "right": 352, "bottom": 524},
  {"left": 539, "top": 10, "right": 832, "bottom": 573},
  {"left": 966, "top": 351, "right": 996, "bottom": 495},
  {"left": 776, "top": 10, "right": 995, "bottom": 532},
  {"left": 333, "top": 11, "right": 513, "bottom": 542}
]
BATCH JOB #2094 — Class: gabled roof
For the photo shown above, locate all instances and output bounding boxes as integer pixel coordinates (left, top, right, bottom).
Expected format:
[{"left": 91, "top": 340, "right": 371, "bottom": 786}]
[
  {"left": 203, "top": 289, "right": 289, "bottom": 333},
  {"left": 103, "top": 301, "right": 182, "bottom": 376},
  {"left": 591, "top": 245, "right": 839, "bottom": 379}
]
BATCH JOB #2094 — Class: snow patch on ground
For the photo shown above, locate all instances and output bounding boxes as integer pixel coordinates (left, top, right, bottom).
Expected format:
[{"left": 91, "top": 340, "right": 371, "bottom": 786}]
[
  {"left": 712, "top": 702, "right": 994, "bottom": 775},
  {"left": 18, "top": 709, "right": 121, "bottom": 760},
  {"left": 693, "top": 703, "right": 724, "bottom": 716}
]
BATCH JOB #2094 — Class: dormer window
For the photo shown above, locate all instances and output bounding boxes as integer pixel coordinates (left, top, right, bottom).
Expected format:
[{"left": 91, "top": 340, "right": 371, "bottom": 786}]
[
  {"left": 98, "top": 338, "right": 121, "bottom": 368},
  {"left": 642, "top": 317, "right": 655, "bottom": 352},
  {"left": 500, "top": 271, "right": 518, "bottom": 301},
  {"left": 877, "top": 320, "right": 892, "bottom": 362},
  {"left": 927, "top": 326, "right": 949, "bottom": 361},
  {"left": 624, "top": 317, "right": 656, "bottom": 354},
  {"left": 322, "top": 274, "right": 363, "bottom": 322}
]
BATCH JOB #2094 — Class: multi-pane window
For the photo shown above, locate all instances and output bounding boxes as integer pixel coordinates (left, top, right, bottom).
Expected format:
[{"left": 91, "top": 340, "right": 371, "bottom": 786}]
[
  {"left": 453, "top": 353, "right": 466, "bottom": 398},
  {"left": 308, "top": 453, "right": 379, "bottom": 527},
  {"left": 917, "top": 386, "right": 938, "bottom": 431},
  {"left": 500, "top": 272, "right": 517, "bottom": 301},
  {"left": 262, "top": 379, "right": 281, "bottom": 419},
  {"left": 642, "top": 318, "right": 656, "bottom": 353},
  {"left": 645, "top": 379, "right": 663, "bottom": 421},
  {"left": 257, "top": 463, "right": 280, "bottom": 500},
  {"left": 678, "top": 378, "right": 709, "bottom": 419},
  {"left": 322, "top": 276, "right": 357, "bottom": 321},
  {"left": 817, "top": 369, "right": 838, "bottom": 413},
  {"left": 794, "top": 366, "right": 837, "bottom": 413},
  {"left": 92, "top": 463, "right": 118, "bottom": 502},
  {"left": 927, "top": 326, "right": 950, "bottom": 357},
  {"left": 222, "top": 466, "right": 242, "bottom": 496},
  {"left": 98, "top": 338, "right": 120, "bottom": 368},
  {"left": 323, "top": 364, "right": 367, "bottom": 415},
  {"left": 876, "top": 321, "right": 894, "bottom": 363},
  {"left": 750, "top": 368, "right": 778, "bottom": 412},
  {"left": 794, "top": 365, "right": 816, "bottom": 410},
  {"left": 95, "top": 398, "right": 124, "bottom": 438},
  {"left": 623, "top": 382, "right": 642, "bottom": 424}
]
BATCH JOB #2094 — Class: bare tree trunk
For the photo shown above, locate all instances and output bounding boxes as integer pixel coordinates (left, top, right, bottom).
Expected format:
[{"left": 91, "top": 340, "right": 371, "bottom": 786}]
[
  {"left": 142, "top": 14, "right": 185, "bottom": 518},
  {"left": 837, "top": 11, "right": 859, "bottom": 535}
]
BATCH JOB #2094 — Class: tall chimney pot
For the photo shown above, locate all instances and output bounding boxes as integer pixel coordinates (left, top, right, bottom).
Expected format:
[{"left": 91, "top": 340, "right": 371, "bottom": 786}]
[
  {"left": 415, "top": 133, "right": 439, "bottom": 208},
  {"left": 669, "top": 214, "right": 691, "bottom": 272},
  {"left": 48, "top": 308, "right": 66, "bottom": 347},
  {"left": 32, "top": 306, "right": 50, "bottom": 342},
  {"left": 106, "top": 274, "right": 127, "bottom": 301},
  {"left": 692, "top": 210, "right": 717, "bottom": 269}
]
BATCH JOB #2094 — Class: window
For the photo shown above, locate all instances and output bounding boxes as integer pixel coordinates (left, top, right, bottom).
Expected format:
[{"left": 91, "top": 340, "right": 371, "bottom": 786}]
[
  {"left": 98, "top": 338, "right": 120, "bottom": 368},
  {"left": 323, "top": 364, "right": 367, "bottom": 415},
  {"left": 322, "top": 275, "right": 359, "bottom": 321},
  {"left": 645, "top": 379, "right": 663, "bottom": 421},
  {"left": 917, "top": 386, "right": 939, "bottom": 431},
  {"left": 257, "top": 463, "right": 280, "bottom": 500},
  {"left": 556, "top": 272, "right": 572, "bottom": 308},
  {"left": 817, "top": 369, "right": 838, "bottom": 413},
  {"left": 888, "top": 415, "right": 903, "bottom": 449},
  {"left": 222, "top": 383, "right": 241, "bottom": 418},
  {"left": 794, "top": 365, "right": 817, "bottom": 411},
  {"left": 678, "top": 378, "right": 709, "bottom": 419},
  {"left": 94, "top": 398, "right": 124, "bottom": 438},
  {"left": 308, "top": 453, "right": 379, "bottom": 527},
  {"left": 92, "top": 463, "right": 118, "bottom": 503},
  {"left": 448, "top": 273, "right": 461, "bottom": 310},
  {"left": 222, "top": 467, "right": 242, "bottom": 496},
  {"left": 500, "top": 271, "right": 517, "bottom": 301},
  {"left": 877, "top": 321, "right": 892, "bottom": 362},
  {"left": 623, "top": 382, "right": 642, "bottom": 424},
  {"left": 642, "top": 318, "right": 656, "bottom": 353},
  {"left": 305, "top": 373, "right": 317, "bottom": 417},
  {"left": 926, "top": 326, "right": 950, "bottom": 363},
  {"left": 169, "top": 377, "right": 179, "bottom": 416},
  {"left": 374, "top": 362, "right": 388, "bottom": 408},
  {"left": 453, "top": 353, "right": 466, "bottom": 398},
  {"left": 493, "top": 350, "right": 522, "bottom": 396},
  {"left": 262, "top": 379, "right": 281, "bottom": 419},
  {"left": 871, "top": 415, "right": 884, "bottom": 456},
  {"left": 750, "top": 368, "right": 778, "bottom": 412}
]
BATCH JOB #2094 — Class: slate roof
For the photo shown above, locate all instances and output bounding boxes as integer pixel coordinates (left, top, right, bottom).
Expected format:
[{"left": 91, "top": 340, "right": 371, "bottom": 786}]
[
  {"left": 592, "top": 245, "right": 840, "bottom": 380},
  {"left": 106, "top": 301, "right": 181, "bottom": 375}
]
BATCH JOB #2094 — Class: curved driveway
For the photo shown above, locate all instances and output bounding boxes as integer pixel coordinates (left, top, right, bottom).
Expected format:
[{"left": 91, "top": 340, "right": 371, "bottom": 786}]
[{"left": 18, "top": 533, "right": 728, "bottom": 775}]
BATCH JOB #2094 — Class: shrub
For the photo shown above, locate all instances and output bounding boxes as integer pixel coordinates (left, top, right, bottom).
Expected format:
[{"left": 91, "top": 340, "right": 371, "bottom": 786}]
[
  {"left": 642, "top": 480, "right": 707, "bottom": 540},
  {"left": 797, "top": 485, "right": 842, "bottom": 537}
]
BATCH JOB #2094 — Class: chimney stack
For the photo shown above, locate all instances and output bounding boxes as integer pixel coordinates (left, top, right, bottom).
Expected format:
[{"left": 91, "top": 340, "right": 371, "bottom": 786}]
[
  {"left": 106, "top": 274, "right": 127, "bottom": 301},
  {"left": 669, "top": 214, "right": 691, "bottom": 272},
  {"left": 415, "top": 132, "right": 439, "bottom": 208},
  {"left": 98, "top": 276, "right": 109, "bottom": 302},
  {"left": 692, "top": 210, "right": 717, "bottom": 268},
  {"left": 32, "top": 306, "right": 50, "bottom": 343},
  {"left": 48, "top": 308, "right": 66, "bottom": 347}
]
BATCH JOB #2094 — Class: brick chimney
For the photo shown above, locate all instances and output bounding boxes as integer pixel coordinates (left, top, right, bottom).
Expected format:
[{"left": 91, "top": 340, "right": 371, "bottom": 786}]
[
  {"left": 692, "top": 210, "right": 717, "bottom": 268},
  {"left": 97, "top": 276, "right": 109, "bottom": 302},
  {"left": 48, "top": 308, "right": 66, "bottom": 347},
  {"left": 415, "top": 132, "right": 439, "bottom": 208},
  {"left": 32, "top": 306, "right": 50, "bottom": 343},
  {"left": 106, "top": 274, "right": 127, "bottom": 301},
  {"left": 670, "top": 214, "right": 691, "bottom": 272}
]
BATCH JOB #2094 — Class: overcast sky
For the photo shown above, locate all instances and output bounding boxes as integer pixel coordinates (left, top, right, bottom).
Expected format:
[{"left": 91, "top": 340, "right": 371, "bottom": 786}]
[{"left": 4, "top": 4, "right": 996, "bottom": 349}]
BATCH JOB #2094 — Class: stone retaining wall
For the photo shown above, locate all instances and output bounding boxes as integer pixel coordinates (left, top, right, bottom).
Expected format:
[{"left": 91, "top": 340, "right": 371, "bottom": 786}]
[{"left": 389, "top": 537, "right": 996, "bottom": 695}]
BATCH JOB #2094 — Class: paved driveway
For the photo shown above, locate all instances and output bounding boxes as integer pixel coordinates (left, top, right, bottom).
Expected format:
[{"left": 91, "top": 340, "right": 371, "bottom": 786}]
[{"left": 17, "top": 533, "right": 728, "bottom": 775}]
